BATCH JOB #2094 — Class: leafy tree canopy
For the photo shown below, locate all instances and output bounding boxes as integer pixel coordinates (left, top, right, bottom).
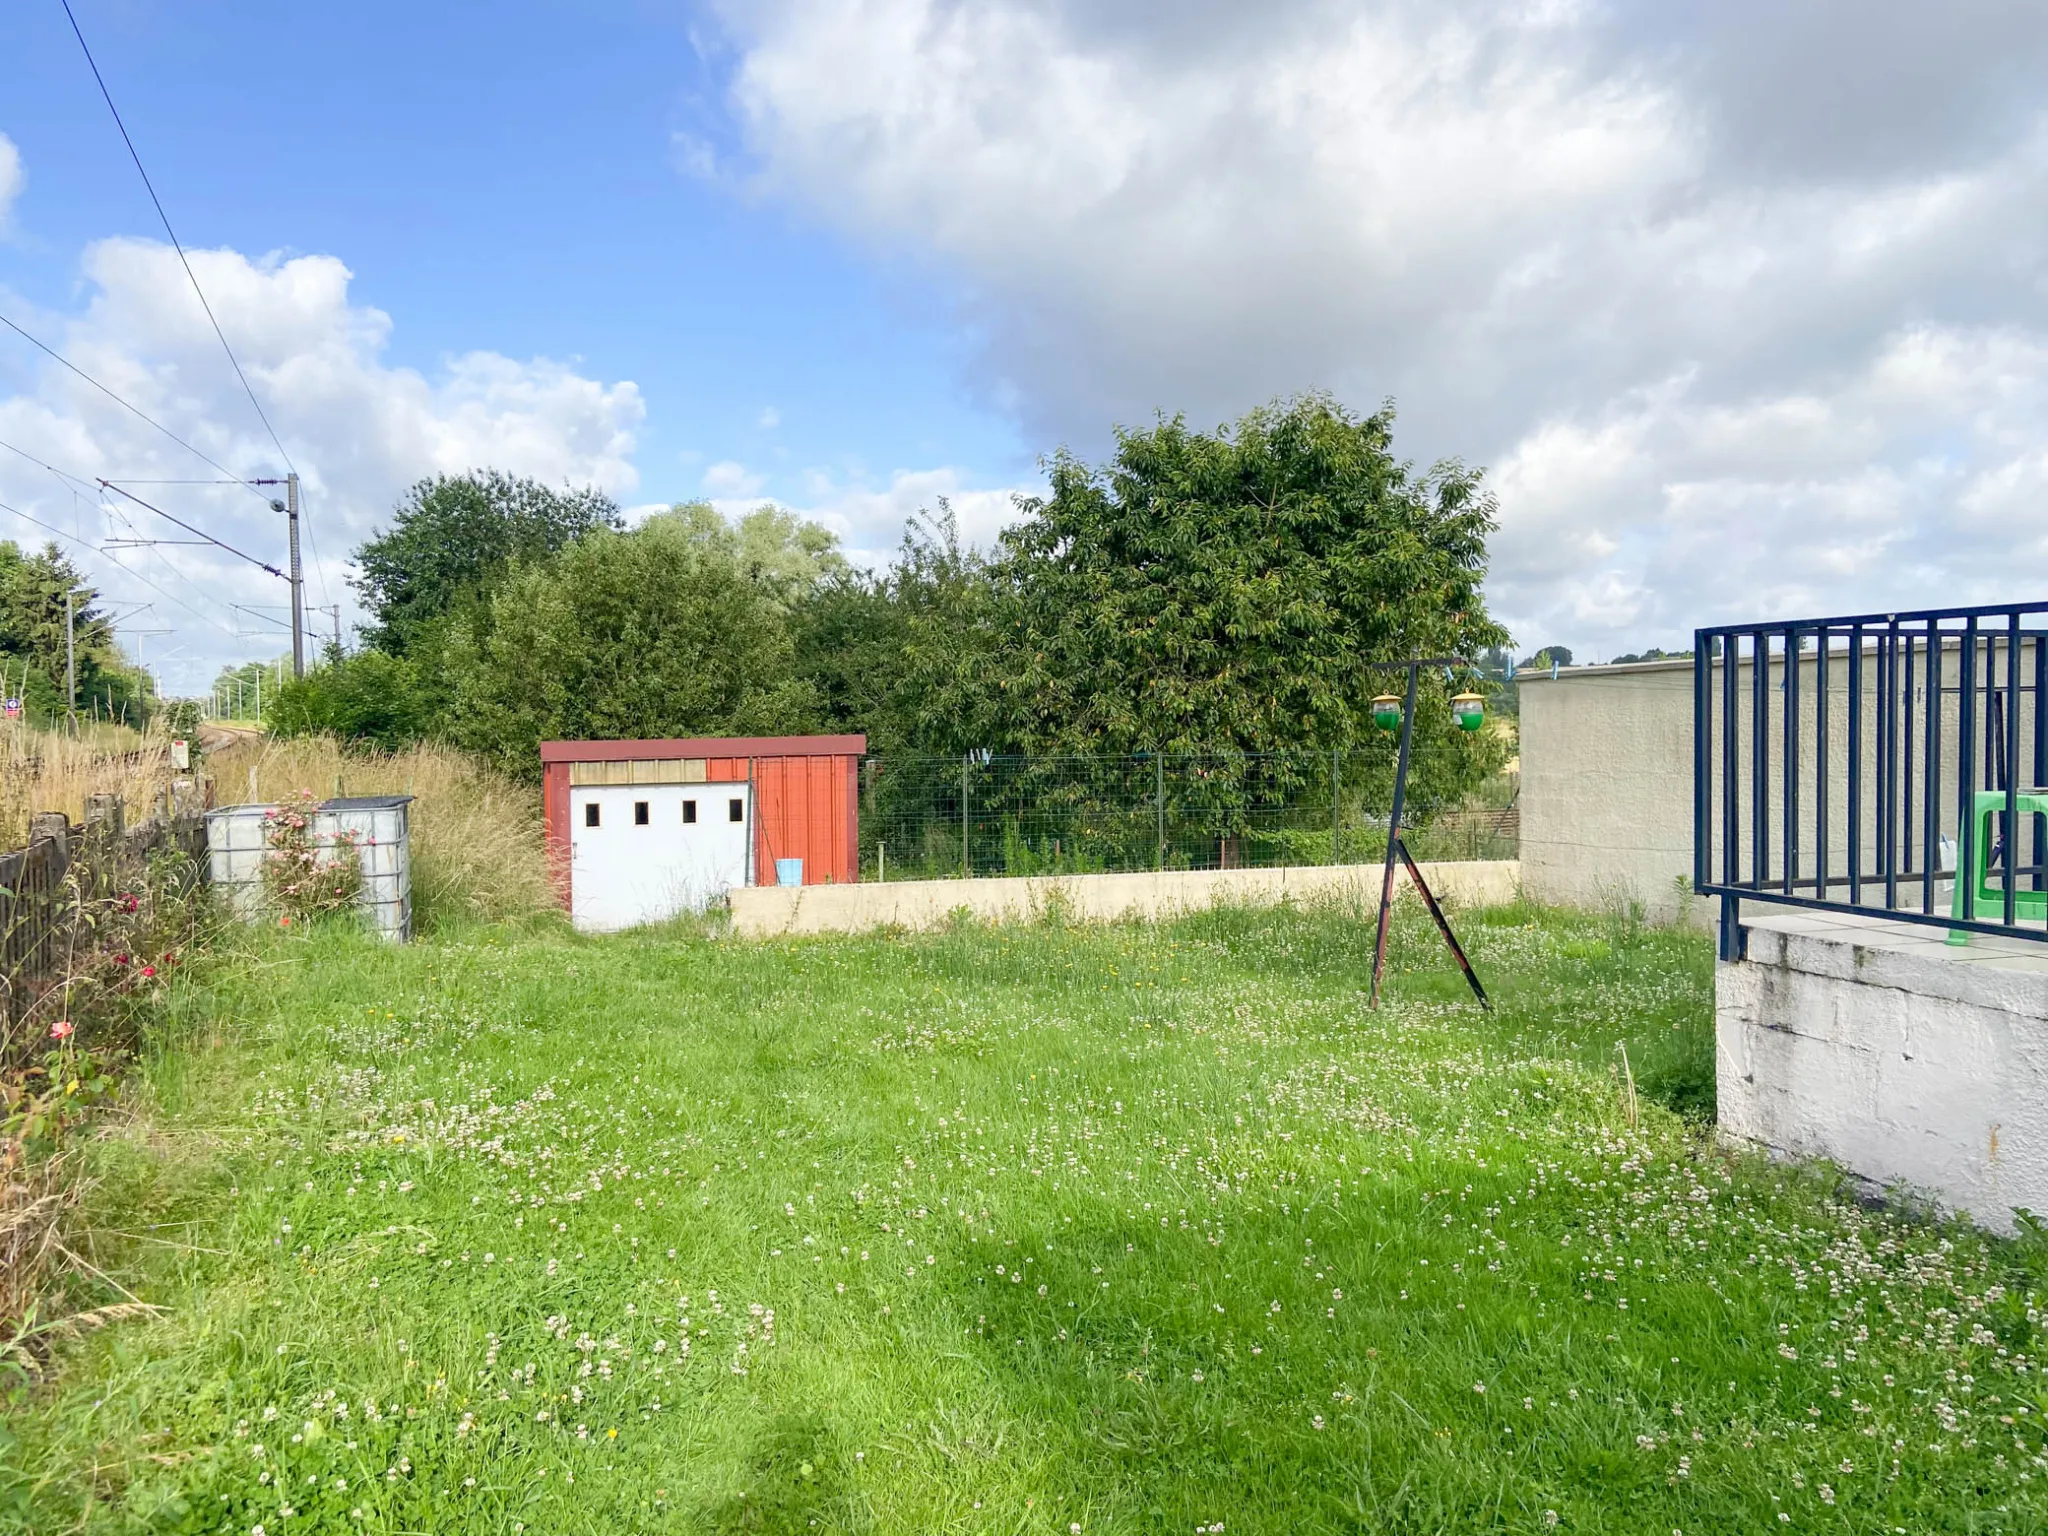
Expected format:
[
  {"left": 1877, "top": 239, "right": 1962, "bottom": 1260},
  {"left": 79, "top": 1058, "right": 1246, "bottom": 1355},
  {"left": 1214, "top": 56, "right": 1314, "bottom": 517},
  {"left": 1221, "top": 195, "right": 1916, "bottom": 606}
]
[
  {"left": 663, "top": 501, "right": 851, "bottom": 611},
  {"left": 0, "top": 542, "right": 104, "bottom": 677},
  {"left": 0, "top": 540, "right": 148, "bottom": 724},
  {"left": 271, "top": 648, "right": 432, "bottom": 751},
  {"left": 349, "top": 471, "right": 622, "bottom": 656},
  {"left": 798, "top": 504, "right": 987, "bottom": 757},
  {"left": 914, "top": 395, "right": 1507, "bottom": 759},
  {"left": 440, "top": 509, "right": 825, "bottom": 776}
]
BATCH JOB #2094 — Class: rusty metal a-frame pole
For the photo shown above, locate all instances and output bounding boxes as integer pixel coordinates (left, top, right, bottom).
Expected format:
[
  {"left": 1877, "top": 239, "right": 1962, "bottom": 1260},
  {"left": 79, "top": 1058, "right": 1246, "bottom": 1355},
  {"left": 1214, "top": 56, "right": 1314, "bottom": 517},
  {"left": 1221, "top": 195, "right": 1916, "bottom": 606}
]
[
  {"left": 1367, "top": 656, "right": 1491, "bottom": 1011},
  {"left": 1368, "top": 661, "right": 1419, "bottom": 1007}
]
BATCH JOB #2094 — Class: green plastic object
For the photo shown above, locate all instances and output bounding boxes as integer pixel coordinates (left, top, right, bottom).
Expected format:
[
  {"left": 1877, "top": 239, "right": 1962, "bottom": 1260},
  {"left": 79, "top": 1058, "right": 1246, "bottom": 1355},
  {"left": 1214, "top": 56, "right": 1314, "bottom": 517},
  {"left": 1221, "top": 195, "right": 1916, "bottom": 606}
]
[
  {"left": 1451, "top": 691, "right": 1485, "bottom": 732},
  {"left": 1947, "top": 788, "right": 2048, "bottom": 944},
  {"left": 1371, "top": 694, "right": 1402, "bottom": 732}
]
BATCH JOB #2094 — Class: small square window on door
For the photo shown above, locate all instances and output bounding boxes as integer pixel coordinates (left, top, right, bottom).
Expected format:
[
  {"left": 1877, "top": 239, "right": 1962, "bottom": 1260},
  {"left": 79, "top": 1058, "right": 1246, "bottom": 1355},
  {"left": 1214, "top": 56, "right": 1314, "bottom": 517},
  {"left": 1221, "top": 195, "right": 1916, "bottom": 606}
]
[
  {"left": 682, "top": 799, "right": 697, "bottom": 824},
  {"left": 634, "top": 801, "right": 650, "bottom": 825},
  {"left": 584, "top": 802, "right": 601, "bottom": 827},
  {"left": 729, "top": 798, "right": 745, "bottom": 822}
]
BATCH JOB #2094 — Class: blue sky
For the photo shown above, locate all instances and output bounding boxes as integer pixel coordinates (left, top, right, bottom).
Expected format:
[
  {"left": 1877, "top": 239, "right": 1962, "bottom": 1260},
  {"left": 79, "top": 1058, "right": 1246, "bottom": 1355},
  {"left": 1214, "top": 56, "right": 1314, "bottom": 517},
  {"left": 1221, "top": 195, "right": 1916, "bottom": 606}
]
[
  {"left": 4, "top": 1, "right": 2047, "bottom": 693},
  {"left": 2, "top": 0, "right": 1024, "bottom": 507}
]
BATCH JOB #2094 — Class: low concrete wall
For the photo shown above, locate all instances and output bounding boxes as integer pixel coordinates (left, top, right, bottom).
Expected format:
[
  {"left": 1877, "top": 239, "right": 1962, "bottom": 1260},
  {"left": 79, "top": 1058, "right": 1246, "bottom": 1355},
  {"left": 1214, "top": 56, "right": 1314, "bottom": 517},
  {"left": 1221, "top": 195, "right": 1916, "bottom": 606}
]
[
  {"left": 1718, "top": 909, "right": 2048, "bottom": 1233},
  {"left": 729, "top": 859, "right": 1520, "bottom": 939}
]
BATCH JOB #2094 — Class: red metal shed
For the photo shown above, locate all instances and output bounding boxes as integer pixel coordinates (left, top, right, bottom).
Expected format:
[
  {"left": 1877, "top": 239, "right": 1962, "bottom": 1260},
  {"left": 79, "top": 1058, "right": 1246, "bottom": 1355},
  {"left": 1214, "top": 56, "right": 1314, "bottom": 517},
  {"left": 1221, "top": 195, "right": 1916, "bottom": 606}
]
[{"left": 541, "top": 735, "right": 864, "bottom": 919}]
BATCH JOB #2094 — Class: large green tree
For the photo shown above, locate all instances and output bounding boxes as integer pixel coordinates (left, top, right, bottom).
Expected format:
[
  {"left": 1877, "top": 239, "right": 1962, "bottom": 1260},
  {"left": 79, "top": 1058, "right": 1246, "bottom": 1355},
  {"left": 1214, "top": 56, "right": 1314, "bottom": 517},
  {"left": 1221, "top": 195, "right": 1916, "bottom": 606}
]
[
  {"left": 440, "top": 509, "right": 826, "bottom": 775},
  {"left": 0, "top": 541, "right": 147, "bottom": 724},
  {"left": 796, "top": 504, "right": 988, "bottom": 757},
  {"left": 349, "top": 471, "right": 622, "bottom": 657},
  {"left": 915, "top": 395, "right": 1507, "bottom": 759}
]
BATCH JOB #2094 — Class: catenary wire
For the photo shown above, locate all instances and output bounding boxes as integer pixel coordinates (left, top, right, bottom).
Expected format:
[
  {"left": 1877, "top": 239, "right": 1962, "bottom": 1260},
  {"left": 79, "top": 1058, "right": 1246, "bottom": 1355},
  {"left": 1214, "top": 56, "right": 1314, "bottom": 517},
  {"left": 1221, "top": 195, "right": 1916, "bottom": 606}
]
[
  {"left": 60, "top": 0, "right": 294, "bottom": 480},
  {"left": 96, "top": 481, "right": 284, "bottom": 577},
  {"left": 0, "top": 492, "right": 239, "bottom": 638},
  {"left": 0, "top": 433, "right": 302, "bottom": 637},
  {"left": 0, "top": 434, "right": 278, "bottom": 574},
  {"left": 58, "top": 0, "right": 336, "bottom": 611},
  {"left": 0, "top": 312, "right": 273, "bottom": 504}
]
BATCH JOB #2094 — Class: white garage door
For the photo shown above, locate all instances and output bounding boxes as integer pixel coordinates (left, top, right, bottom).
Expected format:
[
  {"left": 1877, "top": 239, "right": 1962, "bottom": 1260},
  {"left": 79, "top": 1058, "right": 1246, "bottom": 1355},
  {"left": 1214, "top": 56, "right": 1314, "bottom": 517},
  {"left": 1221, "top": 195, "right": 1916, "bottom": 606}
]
[{"left": 569, "top": 783, "right": 751, "bottom": 933}]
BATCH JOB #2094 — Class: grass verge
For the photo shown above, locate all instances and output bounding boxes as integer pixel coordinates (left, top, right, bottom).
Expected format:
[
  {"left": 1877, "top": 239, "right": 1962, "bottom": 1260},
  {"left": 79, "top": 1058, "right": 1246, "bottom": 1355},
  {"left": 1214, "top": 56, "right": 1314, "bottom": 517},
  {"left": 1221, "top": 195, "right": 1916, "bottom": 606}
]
[{"left": 4, "top": 899, "right": 2043, "bottom": 1533}]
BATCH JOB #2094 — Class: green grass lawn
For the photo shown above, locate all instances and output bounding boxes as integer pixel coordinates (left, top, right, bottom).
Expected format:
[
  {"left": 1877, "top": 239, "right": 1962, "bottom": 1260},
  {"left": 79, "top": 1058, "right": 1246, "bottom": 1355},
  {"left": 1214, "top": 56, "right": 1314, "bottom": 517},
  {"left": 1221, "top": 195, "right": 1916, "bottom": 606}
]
[{"left": 8, "top": 899, "right": 2048, "bottom": 1534}]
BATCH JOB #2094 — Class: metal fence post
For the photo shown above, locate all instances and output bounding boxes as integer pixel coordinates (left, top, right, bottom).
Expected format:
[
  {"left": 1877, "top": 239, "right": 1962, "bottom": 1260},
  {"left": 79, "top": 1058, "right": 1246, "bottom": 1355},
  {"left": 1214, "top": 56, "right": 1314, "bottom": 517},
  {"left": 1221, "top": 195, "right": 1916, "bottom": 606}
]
[
  {"left": 962, "top": 754, "right": 971, "bottom": 879},
  {"left": 1331, "top": 747, "right": 1341, "bottom": 865},
  {"left": 1155, "top": 754, "right": 1165, "bottom": 871}
]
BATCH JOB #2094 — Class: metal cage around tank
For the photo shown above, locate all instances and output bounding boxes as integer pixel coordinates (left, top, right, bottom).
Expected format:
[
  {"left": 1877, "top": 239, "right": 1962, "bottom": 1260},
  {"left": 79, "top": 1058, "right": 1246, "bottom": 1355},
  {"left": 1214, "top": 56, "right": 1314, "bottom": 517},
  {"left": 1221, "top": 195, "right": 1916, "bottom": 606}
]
[{"left": 1694, "top": 602, "right": 2048, "bottom": 958}]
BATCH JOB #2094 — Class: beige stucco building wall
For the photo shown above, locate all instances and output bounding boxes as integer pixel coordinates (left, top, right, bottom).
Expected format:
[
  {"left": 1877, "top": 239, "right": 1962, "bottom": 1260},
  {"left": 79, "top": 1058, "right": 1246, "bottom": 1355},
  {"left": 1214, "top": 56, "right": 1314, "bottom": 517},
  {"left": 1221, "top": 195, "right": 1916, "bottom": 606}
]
[
  {"left": 1521, "top": 642, "right": 2032, "bottom": 924},
  {"left": 1519, "top": 660, "right": 1698, "bottom": 922}
]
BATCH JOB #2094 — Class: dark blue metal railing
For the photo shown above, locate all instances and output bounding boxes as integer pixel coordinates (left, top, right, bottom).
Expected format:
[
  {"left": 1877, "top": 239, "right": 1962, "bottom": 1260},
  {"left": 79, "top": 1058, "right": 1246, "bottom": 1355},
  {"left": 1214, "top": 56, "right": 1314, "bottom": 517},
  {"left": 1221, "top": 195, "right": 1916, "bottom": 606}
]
[{"left": 1695, "top": 602, "right": 2048, "bottom": 959}]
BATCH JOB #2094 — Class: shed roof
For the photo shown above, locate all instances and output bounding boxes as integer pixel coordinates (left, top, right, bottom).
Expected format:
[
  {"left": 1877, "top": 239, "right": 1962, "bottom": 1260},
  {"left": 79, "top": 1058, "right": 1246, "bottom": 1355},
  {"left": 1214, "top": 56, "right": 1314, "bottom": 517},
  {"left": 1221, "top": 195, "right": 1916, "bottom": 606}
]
[{"left": 540, "top": 734, "right": 867, "bottom": 763}]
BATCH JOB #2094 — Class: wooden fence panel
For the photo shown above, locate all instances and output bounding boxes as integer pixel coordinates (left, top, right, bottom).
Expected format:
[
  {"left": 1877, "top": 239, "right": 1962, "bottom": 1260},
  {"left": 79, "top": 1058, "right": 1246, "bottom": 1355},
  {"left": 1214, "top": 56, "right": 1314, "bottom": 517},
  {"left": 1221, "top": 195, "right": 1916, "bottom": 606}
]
[{"left": 0, "top": 808, "right": 206, "bottom": 1046}]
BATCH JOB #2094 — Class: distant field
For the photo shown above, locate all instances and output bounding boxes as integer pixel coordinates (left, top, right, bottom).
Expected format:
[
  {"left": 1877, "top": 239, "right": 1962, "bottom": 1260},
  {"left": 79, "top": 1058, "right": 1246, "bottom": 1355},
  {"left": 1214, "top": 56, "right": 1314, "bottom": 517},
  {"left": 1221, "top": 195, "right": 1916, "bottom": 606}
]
[{"left": 8, "top": 900, "right": 2045, "bottom": 1534}]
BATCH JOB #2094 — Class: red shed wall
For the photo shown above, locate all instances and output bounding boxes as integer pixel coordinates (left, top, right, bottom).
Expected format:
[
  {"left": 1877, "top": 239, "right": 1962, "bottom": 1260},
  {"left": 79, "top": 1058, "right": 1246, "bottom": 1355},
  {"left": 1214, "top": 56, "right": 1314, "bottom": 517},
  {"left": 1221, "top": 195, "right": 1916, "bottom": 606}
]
[
  {"left": 539, "top": 737, "right": 864, "bottom": 908},
  {"left": 753, "top": 755, "right": 859, "bottom": 885},
  {"left": 542, "top": 761, "right": 571, "bottom": 905}
]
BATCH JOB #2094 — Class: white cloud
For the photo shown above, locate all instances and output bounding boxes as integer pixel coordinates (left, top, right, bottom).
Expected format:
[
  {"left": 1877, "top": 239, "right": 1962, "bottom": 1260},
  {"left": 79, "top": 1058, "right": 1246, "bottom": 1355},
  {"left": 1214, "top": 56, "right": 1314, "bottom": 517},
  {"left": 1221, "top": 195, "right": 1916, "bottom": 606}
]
[
  {"left": 0, "top": 134, "right": 21, "bottom": 229},
  {"left": 757, "top": 405, "right": 781, "bottom": 429},
  {"left": 0, "top": 238, "right": 642, "bottom": 692},
  {"left": 701, "top": 459, "right": 766, "bottom": 497},
  {"left": 704, "top": 0, "right": 2048, "bottom": 654},
  {"left": 670, "top": 130, "right": 720, "bottom": 183},
  {"left": 793, "top": 465, "right": 1035, "bottom": 564},
  {"left": 691, "top": 464, "right": 1034, "bottom": 569}
]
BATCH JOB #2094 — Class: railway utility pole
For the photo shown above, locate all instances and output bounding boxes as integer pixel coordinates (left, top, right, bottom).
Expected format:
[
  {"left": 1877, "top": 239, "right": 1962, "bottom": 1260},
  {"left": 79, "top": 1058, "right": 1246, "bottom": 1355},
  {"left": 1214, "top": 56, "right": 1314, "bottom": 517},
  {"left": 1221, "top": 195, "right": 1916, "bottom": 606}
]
[
  {"left": 256, "top": 472, "right": 305, "bottom": 679},
  {"left": 64, "top": 588, "right": 76, "bottom": 736}
]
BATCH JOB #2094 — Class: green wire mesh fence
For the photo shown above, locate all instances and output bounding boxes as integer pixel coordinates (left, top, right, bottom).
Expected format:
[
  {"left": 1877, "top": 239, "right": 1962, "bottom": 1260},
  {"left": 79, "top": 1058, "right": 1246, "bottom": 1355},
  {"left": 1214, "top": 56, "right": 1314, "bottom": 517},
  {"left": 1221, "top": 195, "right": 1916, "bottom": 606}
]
[{"left": 857, "top": 750, "right": 1517, "bottom": 882}]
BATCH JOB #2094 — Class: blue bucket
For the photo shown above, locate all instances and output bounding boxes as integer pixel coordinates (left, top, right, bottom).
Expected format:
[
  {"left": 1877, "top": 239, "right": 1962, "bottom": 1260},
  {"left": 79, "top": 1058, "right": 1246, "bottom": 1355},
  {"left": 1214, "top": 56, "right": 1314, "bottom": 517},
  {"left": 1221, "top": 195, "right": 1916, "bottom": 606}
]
[{"left": 775, "top": 858, "right": 804, "bottom": 887}]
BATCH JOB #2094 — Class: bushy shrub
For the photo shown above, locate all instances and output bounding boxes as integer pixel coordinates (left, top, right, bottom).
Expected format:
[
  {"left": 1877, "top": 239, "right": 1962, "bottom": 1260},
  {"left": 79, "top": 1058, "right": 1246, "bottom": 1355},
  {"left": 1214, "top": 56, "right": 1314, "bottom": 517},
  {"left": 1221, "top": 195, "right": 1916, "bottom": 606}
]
[
  {"left": 270, "top": 651, "right": 432, "bottom": 751},
  {"left": 260, "top": 790, "right": 363, "bottom": 925}
]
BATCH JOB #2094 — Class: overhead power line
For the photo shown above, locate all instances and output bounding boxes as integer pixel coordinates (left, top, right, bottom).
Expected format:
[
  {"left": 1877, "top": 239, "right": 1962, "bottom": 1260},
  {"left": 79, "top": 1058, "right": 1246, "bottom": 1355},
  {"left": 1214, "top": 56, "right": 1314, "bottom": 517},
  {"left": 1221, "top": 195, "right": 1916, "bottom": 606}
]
[
  {"left": 0, "top": 432, "right": 270, "bottom": 570},
  {"left": 0, "top": 492, "right": 238, "bottom": 637},
  {"left": 60, "top": 0, "right": 296, "bottom": 481},
  {"left": 0, "top": 312, "right": 272, "bottom": 503},
  {"left": 59, "top": 0, "right": 334, "bottom": 615},
  {"left": 96, "top": 481, "right": 284, "bottom": 577},
  {"left": 0, "top": 432, "right": 299, "bottom": 635}
]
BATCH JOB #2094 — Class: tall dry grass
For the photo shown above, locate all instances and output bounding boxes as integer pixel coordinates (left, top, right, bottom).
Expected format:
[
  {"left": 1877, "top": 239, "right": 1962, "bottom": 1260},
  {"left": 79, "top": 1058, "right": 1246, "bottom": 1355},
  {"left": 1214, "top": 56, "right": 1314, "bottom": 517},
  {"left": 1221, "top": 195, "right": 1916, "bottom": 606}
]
[
  {"left": 205, "top": 734, "right": 555, "bottom": 927},
  {"left": 0, "top": 720, "right": 175, "bottom": 848}
]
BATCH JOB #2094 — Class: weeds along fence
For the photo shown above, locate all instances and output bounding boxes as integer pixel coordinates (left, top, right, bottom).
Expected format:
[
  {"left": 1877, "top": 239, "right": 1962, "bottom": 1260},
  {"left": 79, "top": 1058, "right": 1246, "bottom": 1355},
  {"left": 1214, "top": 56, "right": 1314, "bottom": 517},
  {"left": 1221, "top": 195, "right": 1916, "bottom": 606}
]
[
  {"left": 0, "top": 799, "right": 206, "bottom": 1071},
  {"left": 0, "top": 724, "right": 176, "bottom": 851},
  {"left": 858, "top": 749, "right": 1518, "bottom": 882},
  {"left": 204, "top": 735, "right": 554, "bottom": 926}
]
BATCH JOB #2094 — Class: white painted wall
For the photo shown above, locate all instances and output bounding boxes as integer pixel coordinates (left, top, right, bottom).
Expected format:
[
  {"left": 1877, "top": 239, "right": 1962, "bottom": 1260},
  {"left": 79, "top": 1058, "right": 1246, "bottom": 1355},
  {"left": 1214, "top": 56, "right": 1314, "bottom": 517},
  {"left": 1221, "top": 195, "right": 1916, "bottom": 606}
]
[
  {"left": 1718, "top": 909, "right": 2048, "bottom": 1233},
  {"left": 570, "top": 783, "right": 751, "bottom": 932}
]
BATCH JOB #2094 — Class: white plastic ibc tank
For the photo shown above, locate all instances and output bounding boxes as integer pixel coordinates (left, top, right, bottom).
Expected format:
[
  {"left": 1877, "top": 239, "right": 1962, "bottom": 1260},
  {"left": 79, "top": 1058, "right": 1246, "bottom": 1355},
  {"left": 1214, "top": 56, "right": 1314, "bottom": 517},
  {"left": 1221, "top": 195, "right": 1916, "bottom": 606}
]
[
  {"left": 203, "top": 796, "right": 415, "bottom": 941},
  {"left": 202, "top": 803, "right": 273, "bottom": 922},
  {"left": 319, "top": 796, "right": 414, "bottom": 942}
]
